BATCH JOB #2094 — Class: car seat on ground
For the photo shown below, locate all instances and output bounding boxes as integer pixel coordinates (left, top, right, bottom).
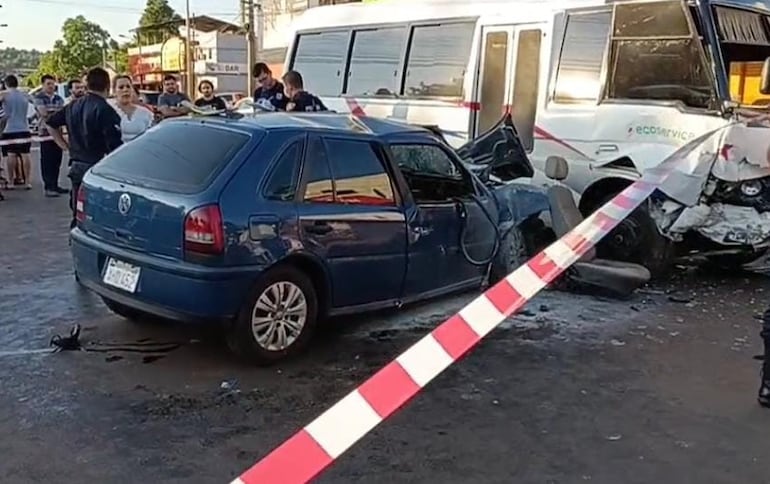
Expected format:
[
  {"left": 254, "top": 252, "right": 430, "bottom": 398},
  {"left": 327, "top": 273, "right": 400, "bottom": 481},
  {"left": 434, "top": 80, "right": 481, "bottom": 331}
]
[{"left": 545, "top": 156, "right": 651, "bottom": 297}]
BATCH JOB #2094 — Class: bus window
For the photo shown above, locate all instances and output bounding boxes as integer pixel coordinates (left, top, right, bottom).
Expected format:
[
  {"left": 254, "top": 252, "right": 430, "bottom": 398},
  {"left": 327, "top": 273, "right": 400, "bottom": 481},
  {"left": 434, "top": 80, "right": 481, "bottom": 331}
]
[
  {"left": 606, "top": 1, "right": 715, "bottom": 109},
  {"left": 715, "top": 6, "right": 770, "bottom": 106},
  {"left": 346, "top": 26, "right": 408, "bottom": 96},
  {"left": 404, "top": 22, "right": 476, "bottom": 99},
  {"left": 553, "top": 11, "right": 611, "bottom": 103},
  {"left": 291, "top": 30, "right": 350, "bottom": 96},
  {"left": 511, "top": 29, "right": 542, "bottom": 152}
]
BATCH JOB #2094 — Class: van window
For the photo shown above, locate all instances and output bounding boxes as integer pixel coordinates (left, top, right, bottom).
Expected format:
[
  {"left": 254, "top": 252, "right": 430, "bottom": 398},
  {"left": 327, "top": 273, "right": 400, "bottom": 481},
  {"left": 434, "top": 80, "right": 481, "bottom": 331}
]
[
  {"left": 347, "top": 26, "right": 408, "bottom": 96},
  {"left": 553, "top": 11, "right": 611, "bottom": 103},
  {"left": 91, "top": 123, "right": 251, "bottom": 194},
  {"left": 404, "top": 22, "right": 476, "bottom": 99},
  {"left": 292, "top": 30, "right": 350, "bottom": 96},
  {"left": 606, "top": 1, "right": 714, "bottom": 109}
]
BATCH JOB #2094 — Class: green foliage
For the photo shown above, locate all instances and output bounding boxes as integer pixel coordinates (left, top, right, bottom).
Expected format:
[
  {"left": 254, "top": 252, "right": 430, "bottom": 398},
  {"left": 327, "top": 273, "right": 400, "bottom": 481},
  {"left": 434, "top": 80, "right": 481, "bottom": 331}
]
[
  {"left": 138, "top": 0, "right": 183, "bottom": 44},
  {"left": 27, "top": 15, "right": 113, "bottom": 87},
  {"left": 0, "top": 47, "right": 43, "bottom": 73}
]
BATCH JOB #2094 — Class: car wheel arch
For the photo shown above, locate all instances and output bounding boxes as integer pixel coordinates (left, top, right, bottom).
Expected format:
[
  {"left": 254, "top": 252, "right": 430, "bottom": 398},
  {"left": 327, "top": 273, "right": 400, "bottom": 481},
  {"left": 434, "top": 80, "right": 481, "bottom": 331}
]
[{"left": 276, "top": 252, "right": 333, "bottom": 318}]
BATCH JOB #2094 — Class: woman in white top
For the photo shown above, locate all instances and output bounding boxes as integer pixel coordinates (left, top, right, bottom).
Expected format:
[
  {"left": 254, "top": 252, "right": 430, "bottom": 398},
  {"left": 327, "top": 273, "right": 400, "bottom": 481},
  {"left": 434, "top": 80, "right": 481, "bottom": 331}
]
[{"left": 111, "top": 75, "right": 153, "bottom": 143}]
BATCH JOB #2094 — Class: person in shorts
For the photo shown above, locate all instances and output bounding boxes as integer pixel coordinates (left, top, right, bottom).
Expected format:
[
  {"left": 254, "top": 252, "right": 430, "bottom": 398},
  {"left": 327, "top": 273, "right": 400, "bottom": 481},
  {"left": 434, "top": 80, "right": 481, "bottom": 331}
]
[{"left": 0, "top": 75, "right": 33, "bottom": 190}]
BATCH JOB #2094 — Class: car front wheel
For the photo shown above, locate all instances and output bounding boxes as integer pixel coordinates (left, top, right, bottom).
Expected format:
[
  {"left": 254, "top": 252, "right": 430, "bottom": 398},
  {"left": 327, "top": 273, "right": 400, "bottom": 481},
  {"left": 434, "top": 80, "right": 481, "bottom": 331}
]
[{"left": 227, "top": 266, "right": 318, "bottom": 365}]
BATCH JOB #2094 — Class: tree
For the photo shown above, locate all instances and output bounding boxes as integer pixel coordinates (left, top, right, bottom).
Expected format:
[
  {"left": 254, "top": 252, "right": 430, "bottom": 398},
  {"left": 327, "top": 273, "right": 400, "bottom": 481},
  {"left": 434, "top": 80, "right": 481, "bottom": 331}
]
[
  {"left": 27, "top": 16, "right": 113, "bottom": 86},
  {"left": 0, "top": 48, "right": 44, "bottom": 73},
  {"left": 138, "top": 0, "right": 182, "bottom": 45}
]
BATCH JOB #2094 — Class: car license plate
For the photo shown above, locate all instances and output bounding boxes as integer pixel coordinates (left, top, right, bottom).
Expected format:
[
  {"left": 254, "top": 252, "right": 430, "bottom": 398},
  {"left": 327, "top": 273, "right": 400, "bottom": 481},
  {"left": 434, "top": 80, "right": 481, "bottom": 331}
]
[{"left": 102, "top": 258, "right": 141, "bottom": 293}]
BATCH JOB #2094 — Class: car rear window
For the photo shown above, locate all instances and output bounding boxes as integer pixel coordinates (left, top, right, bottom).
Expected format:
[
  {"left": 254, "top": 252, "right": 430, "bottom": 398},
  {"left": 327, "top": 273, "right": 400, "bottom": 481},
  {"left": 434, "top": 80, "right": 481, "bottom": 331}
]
[{"left": 92, "top": 122, "right": 251, "bottom": 194}]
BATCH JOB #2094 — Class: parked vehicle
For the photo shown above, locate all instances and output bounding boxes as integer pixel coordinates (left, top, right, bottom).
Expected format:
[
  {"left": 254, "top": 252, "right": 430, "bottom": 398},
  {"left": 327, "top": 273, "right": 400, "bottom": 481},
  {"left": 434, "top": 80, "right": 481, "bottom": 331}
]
[
  {"left": 70, "top": 112, "right": 550, "bottom": 364},
  {"left": 218, "top": 91, "right": 246, "bottom": 108},
  {"left": 284, "top": 0, "right": 770, "bottom": 276}
]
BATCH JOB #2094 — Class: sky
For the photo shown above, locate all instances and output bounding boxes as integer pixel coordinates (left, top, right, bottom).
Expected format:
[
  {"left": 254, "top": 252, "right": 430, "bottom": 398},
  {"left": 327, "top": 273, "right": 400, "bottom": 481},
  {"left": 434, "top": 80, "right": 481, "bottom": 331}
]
[{"left": 1, "top": 0, "right": 244, "bottom": 51}]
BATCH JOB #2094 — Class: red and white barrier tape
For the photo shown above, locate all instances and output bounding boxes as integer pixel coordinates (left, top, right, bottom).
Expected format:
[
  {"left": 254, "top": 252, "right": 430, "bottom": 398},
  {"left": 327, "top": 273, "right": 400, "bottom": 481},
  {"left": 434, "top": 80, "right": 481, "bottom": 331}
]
[
  {"left": 231, "top": 166, "right": 670, "bottom": 484},
  {"left": 0, "top": 135, "right": 54, "bottom": 146}
]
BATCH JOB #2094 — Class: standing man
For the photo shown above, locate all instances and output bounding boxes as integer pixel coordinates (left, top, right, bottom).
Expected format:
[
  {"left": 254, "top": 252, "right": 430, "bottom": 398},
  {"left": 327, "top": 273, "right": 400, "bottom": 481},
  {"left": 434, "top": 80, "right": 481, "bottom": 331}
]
[
  {"left": 760, "top": 310, "right": 770, "bottom": 407},
  {"left": 157, "top": 75, "right": 190, "bottom": 119},
  {"left": 253, "top": 62, "right": 287, "bottom": 111},
  {"left": 65, "top": 78, "right": 86, "bottom": 105},
  {"left": 0, "top": 75, "right": 34, "bottom": 190},
  {"left": 282, "top": 71, "right": 328, "bottom": 113},
  {"left": 34, "top": 74, "right": 67, "bottom": 197},
  {"left": 46, "top": 67, "right": 122, "bottom": 229}
]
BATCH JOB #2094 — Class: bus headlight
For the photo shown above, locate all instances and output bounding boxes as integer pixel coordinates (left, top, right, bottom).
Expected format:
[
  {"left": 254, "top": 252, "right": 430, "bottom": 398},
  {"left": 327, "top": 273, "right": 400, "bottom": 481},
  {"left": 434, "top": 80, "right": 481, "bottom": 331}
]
[{"left": 741, "top": 180, "right": 763, "bottom": 197}]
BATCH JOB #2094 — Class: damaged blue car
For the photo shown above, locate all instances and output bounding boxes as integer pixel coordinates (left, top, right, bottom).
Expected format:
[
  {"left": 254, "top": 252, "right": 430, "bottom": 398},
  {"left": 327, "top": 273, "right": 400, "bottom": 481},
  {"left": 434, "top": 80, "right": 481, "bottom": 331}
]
[{"left": 71, "top": 112, "right": 550, "bottom": 364}]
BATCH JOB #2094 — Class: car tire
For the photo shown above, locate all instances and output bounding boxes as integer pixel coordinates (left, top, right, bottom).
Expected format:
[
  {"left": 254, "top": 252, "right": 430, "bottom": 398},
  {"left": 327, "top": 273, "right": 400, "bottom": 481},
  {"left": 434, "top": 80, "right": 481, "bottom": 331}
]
[
  {"left": 101, "top": 296, "right": 147, "bottom": 322},
  {"left": 227, "top": 265, "right": 318, "bottom": 365},
  {"left": 593, "top": 198, "right": 675, "bottom": 279},
  {"left": 490, "top": 223, "right": 529, "bottom": 283}
]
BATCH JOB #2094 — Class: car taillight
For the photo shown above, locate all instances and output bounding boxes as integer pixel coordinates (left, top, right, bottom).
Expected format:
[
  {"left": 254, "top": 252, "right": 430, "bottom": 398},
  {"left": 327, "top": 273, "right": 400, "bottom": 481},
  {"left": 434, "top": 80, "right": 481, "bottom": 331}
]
[
  {"left": 76, "top": 185, "right": 86, "bottom": 223},
  {"left": 184, "top": 204, "right": 224, "bottom": 255}
]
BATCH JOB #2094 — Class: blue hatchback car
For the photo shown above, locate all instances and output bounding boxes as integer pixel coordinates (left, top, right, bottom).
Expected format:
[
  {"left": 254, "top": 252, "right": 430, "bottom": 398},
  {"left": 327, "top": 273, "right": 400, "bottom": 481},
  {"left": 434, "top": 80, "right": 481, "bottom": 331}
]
[{"left": 71, "top": 112, "right": 549, "bottom": 363}]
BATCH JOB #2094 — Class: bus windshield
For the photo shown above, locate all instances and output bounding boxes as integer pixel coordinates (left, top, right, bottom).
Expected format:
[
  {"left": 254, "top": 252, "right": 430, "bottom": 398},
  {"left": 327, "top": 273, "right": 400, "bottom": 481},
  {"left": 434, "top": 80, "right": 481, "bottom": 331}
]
[{"left": 713, "top": 2, "right": 770, "bottom": 106}]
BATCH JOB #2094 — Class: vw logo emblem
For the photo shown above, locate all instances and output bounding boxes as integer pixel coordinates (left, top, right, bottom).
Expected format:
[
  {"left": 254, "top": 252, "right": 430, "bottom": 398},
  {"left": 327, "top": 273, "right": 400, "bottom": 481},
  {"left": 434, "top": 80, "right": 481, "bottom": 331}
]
[{"left": 118, "top": 193, "right": 132, "bottom": 215}]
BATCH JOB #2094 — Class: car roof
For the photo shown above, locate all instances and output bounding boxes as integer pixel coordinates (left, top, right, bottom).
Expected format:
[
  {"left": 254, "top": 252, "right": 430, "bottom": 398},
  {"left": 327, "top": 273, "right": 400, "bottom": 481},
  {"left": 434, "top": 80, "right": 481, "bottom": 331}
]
[{"left": 177, "top": 112, "right": 434, "bottom": 139}]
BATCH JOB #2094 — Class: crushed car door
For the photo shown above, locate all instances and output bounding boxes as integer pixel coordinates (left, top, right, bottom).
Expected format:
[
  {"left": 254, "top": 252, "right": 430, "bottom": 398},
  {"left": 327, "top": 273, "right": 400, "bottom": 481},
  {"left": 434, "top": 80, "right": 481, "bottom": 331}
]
[
  {"left": 390, "top": 140, "right": 498, "bottom": 295},
  {"left": 456, "top": 112, "right": 535, "bottom": 183},
  {"left": 297, "top": 134, "right": 407, "bottom": 309}
]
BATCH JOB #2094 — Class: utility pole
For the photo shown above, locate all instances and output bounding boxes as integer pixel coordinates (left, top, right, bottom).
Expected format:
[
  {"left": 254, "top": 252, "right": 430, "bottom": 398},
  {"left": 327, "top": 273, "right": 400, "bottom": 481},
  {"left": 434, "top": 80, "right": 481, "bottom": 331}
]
[
  {"left": 184, "top": 0, "right": 194, "bottom": 97},
  {"left": 243, "top": 0, "right": 257, "bottom": 96}
]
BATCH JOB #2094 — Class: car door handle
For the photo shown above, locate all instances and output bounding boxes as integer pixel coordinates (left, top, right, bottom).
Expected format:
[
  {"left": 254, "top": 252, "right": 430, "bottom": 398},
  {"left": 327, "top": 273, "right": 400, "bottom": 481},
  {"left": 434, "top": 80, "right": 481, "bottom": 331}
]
[
  {"left": 114, "top": 228, "right": 131, "bottom": 239},
  {"left": 596, "top": 144, "right": 619, "bottom": 154},
  {"left": 305, "top": 222, "right": 333, "bottom": 235}
]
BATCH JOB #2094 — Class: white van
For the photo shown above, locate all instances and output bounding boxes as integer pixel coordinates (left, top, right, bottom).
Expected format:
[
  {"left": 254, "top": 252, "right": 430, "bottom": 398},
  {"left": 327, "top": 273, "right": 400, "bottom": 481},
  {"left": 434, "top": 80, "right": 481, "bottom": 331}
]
[{"left": 283, "top": 0, "right": 770, "bottom": 269}]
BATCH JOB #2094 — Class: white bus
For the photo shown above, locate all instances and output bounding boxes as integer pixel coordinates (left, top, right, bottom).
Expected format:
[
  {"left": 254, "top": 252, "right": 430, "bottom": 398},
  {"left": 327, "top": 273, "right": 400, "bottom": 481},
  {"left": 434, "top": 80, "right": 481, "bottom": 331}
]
[{"left": 283, "top": 0, "right": 770, "bottom": 268}]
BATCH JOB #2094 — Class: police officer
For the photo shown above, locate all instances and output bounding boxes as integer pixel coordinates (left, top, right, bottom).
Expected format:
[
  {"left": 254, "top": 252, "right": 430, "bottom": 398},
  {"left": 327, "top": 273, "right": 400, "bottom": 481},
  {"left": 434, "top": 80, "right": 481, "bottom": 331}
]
[
  {"left": 253, "top": 62, "right": 287, "bottom": 112},
  {"left": 46, "top": 67, "right": 122, "bottom": 229},
  {"left": 282, "top": 70, "right": 328, "bottom": 113}
]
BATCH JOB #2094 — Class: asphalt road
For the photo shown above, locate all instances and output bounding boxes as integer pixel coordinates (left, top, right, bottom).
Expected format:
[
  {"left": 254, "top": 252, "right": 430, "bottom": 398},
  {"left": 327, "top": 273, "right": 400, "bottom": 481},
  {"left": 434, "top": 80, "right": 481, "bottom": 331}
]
[{"left": 1, "top": 160, "right": 769, "bottom": 483}]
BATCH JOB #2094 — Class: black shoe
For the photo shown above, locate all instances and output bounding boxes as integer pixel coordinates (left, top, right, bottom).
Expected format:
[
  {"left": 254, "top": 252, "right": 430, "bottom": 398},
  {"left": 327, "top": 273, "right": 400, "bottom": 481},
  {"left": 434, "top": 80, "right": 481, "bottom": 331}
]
[
  {"left": 44, "top": 190, "right": 60, "bottom": 197},
  {"left": 55, "top": 187, "right": 70, "bottom": 194}
]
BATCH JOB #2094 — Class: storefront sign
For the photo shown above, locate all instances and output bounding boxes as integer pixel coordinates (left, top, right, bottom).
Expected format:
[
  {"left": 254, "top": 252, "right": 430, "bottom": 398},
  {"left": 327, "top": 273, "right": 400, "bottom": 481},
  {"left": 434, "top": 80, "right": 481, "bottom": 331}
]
[
  {"left": 161, "top": 37, "right": 186, "bottom": 72},
  {"left": 195, "top": 62, "right": 248, "bottom": 75}
]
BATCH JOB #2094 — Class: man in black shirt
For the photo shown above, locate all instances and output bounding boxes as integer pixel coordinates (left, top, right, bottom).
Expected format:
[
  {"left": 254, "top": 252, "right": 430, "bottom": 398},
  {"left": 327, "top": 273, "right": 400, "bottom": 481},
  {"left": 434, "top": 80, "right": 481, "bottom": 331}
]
[
  {"left": 194, "top": 80, "right": 227, "bottom": 111},
  {"left": 253, "top": 62, "right": 287, "bottom": 111},
  {"left": 282, "top": 70, "right": 328, "bottom": 113},
  {"left": 46, "top": 67, "right": 122, "bottom": 229}
]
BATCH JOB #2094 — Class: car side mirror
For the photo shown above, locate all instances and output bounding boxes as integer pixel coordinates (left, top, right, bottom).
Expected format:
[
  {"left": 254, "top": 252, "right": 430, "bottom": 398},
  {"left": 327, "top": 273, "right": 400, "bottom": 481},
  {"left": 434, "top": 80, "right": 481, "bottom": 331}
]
[{"left": 761, "top": 57, "right": 770, "bottom": 95}]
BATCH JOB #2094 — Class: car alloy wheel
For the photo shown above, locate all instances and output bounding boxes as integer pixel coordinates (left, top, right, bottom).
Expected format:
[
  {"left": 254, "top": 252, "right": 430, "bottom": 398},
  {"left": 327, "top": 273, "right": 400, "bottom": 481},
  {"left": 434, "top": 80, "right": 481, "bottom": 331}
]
[{"left": 251, "top": 281, "right": 308, "bottom": 351}]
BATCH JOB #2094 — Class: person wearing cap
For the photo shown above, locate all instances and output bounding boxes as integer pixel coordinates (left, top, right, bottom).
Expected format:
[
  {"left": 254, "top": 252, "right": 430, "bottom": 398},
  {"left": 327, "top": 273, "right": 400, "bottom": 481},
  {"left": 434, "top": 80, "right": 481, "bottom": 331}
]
[{"left": 253, "top": 62, "right": 287, "bottom": 112}]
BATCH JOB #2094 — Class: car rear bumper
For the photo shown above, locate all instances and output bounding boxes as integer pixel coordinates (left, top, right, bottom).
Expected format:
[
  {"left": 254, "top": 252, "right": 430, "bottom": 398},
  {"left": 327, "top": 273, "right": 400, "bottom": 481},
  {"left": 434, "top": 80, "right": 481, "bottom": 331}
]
[{"left": 71, "top": 228, "right": 261, "bottom": 323}]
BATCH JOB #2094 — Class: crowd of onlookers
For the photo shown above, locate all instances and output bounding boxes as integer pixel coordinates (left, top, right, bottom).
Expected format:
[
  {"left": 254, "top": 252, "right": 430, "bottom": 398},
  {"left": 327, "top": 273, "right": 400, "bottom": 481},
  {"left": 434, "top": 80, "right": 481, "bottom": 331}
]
[{"left": 0, "top": 60, "right": 326, "bottom": 203}]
